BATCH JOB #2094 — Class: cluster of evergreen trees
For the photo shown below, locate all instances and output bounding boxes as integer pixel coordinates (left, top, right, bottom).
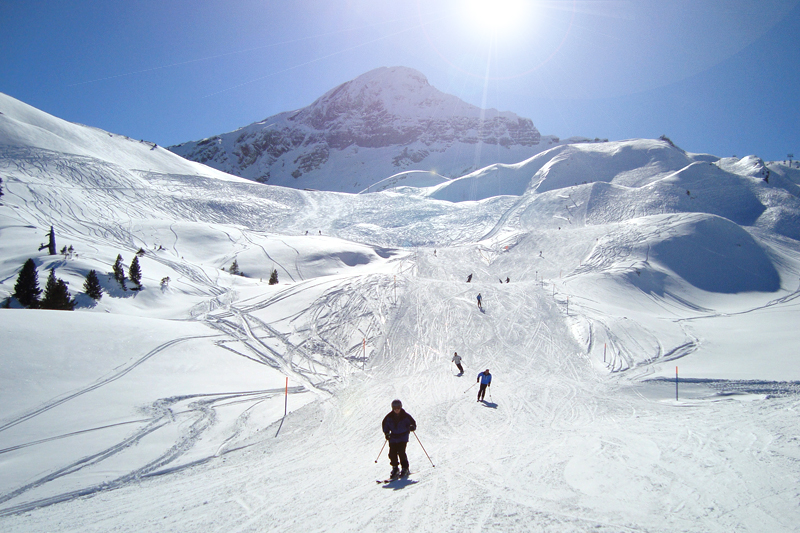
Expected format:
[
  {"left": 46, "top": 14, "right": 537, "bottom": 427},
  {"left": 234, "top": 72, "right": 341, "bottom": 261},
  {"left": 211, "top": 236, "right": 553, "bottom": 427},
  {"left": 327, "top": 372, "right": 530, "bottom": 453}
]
[
  {"left": 6, "top": 241, "right": 289, "bottom": 310},
  {"left": 8, "top": 252, "right": 144, "bottom": 310},
  {"left": 113, "top": 253, "right": 142, "bottom": 291},
  {"left": 11, "top": 259, "right": 76, "bottom": 310}
]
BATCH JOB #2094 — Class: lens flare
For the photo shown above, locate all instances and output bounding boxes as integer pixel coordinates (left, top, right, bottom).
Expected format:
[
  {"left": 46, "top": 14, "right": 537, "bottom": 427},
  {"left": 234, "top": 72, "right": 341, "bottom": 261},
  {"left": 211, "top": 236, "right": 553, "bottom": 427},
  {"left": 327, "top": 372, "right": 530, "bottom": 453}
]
[
  {"left": 418, "top": 0, "right": 576, "bottom": 80},
  {"left": 464, "top": 0, "right": 526, "bottom": 33}
]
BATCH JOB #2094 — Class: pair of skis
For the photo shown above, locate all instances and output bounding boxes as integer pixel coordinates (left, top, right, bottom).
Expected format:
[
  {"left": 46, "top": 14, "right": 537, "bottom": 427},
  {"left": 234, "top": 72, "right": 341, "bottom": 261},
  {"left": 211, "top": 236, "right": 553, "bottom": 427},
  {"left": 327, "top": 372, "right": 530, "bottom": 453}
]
[{"left": 376, "top": 475, "right": 418, "bottom": 485}]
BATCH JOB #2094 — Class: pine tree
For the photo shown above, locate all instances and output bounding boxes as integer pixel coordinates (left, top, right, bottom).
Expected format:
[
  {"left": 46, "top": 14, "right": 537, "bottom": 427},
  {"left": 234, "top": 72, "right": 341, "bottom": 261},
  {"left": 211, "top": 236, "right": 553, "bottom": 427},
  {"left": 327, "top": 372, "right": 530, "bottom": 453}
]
[
  {"left": 113, "top": 254, "right": 126, "bottom": 289},
  {"left": 269, "top": 268, "right": 279, "bottom": 285},
  {"left": 0, "top": 176, "right": 4, "bottom": 198},
  {"left": 12, "top": 258, "right": 42, "bottom": 308},
  {"left": 40, "top": 269, "right": 74, "bottom": 310},
  {"left": 229, "top": 259, "right": 241, "bottom": 276},
  {"left": 129, "top": 256, "right": 142, "bottom": 288},
  {"left": 83, "top": 269, "right": 103, "bottom": 300}
]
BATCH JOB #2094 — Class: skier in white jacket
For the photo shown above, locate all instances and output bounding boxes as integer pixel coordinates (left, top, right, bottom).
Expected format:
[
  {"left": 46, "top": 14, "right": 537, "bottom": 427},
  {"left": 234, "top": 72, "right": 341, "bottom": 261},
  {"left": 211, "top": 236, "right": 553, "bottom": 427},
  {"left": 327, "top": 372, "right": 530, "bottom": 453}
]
[{"left": 452, "top": 351, "right": 464, "bottom": 375}]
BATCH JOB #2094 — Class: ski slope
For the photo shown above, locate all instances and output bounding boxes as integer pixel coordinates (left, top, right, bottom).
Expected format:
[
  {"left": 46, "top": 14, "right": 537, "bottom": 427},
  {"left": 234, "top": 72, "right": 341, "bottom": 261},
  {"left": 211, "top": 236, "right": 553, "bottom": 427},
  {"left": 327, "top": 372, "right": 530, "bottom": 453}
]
[{"left": 1, "top": 93, "right": 800, "bottom": 532}]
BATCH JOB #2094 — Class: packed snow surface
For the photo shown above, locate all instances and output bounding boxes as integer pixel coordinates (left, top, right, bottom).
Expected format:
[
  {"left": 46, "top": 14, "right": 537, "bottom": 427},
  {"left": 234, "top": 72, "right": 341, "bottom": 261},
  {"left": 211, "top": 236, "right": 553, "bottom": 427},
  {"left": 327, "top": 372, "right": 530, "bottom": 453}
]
[{"left": 1, "top": 92, "right": 800, "bottom": 532}]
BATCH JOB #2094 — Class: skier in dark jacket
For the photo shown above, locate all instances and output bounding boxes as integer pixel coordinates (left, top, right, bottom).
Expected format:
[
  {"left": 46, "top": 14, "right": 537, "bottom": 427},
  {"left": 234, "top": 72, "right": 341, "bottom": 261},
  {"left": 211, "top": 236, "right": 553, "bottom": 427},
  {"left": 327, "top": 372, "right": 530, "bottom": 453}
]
[
  {"left": 382, "top": 399, "right": 417, "bottom": 479},
  {"left": 477, "top": 369, "right": 492, "bottom": 401}
]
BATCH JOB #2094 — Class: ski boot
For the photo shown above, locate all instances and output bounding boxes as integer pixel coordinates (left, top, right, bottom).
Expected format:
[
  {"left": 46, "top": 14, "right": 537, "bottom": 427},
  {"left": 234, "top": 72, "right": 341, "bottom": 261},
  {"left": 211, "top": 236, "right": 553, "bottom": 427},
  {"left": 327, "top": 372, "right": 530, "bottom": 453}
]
[
  {"left": 400, "top": 467, "right": 410, "bottom": 478},
  {"left": 389, "top": 466, "right": 400, "bottom": 480}
]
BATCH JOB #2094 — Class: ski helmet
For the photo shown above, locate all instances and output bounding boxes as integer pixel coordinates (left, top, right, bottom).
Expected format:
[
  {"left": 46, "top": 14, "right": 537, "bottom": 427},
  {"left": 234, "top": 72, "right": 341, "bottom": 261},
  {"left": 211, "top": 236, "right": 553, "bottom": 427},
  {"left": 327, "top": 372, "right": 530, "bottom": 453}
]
[{"left": 391, "top": 399, "right": 402, "bottom": 408}]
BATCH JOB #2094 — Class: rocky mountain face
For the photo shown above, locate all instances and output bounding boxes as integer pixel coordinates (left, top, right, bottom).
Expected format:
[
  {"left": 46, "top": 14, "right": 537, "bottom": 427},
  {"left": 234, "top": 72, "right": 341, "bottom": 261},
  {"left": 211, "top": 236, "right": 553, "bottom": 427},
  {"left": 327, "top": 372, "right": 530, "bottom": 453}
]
[{"left": 169, "top": 67, "right": 554, "bottom": 193}]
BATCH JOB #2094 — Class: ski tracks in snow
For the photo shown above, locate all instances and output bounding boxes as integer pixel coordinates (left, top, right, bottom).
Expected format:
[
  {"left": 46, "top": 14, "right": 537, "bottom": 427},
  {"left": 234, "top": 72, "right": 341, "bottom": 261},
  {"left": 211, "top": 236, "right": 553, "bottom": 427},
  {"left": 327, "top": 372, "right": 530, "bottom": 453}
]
[
  {"left": 0, "top": 329, "right": 295, "bottom": 517},
  {"left": 2, "top": 264, "right": 799, "bottom": 531}
]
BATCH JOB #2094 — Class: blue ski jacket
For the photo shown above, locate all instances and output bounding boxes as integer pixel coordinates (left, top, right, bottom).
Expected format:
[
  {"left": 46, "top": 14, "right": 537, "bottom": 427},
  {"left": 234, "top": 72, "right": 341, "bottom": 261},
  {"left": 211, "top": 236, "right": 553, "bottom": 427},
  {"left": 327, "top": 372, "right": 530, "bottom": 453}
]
[
  {"left": 477, "top": 372, "right": 492, "bottom": 385},
  {"left": 382, "top": 409, "right": 417, "bottom": 443}
]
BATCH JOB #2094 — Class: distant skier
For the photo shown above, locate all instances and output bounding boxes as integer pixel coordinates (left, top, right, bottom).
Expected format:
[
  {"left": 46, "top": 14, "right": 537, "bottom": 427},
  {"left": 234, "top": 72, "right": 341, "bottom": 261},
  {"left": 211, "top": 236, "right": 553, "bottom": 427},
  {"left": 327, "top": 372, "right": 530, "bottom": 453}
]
[
  {"left": 452, "top": 351, "right": 464, "bottom": 375},
  {"left": 505, "top": 277, "right": 510, "bottom": 283},
  {"left": 477, "top": 369, "right": 492, "bottom": 402},
  {"left": 382, "top": 399, "right": 417, "bottom": 479},
  {"left": 476, "top": 293, "right": 483, "bottom": 311},
  {"left": 466, "top": 273, "right": 472, "bottom": 283}
]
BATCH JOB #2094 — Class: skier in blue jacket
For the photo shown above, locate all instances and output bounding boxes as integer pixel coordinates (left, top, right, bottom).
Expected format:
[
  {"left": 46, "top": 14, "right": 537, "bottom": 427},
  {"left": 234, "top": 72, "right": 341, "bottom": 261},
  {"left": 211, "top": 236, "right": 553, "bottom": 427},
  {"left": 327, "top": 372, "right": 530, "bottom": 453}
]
[
  {"left": 382, "top": 399, "right": 417, "bottom": 479},
  {"left": 477, "top": 369, "right": 492, "bottom": 401}
]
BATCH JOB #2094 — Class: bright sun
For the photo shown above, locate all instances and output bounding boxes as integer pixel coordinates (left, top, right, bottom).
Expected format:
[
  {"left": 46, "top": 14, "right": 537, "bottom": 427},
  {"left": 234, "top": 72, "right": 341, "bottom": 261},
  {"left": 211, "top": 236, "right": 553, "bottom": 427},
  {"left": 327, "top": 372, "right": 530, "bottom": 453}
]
[{"left": 464, "top": 0, "right": 527, "bottom": 33}]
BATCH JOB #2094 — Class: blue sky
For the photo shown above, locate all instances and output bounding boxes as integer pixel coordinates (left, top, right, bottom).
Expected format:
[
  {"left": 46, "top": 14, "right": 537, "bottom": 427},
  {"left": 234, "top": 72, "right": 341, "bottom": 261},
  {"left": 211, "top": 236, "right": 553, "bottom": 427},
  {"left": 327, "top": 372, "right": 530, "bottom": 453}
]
[{"left": 2, "top": 0, "right": 798, "bottom": 161}]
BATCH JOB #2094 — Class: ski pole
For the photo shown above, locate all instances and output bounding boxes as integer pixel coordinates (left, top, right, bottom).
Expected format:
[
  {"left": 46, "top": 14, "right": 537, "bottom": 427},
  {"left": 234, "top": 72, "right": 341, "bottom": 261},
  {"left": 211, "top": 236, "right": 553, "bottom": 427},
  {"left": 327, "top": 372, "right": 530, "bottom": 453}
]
[
  {"left": 464, "top": 382, "right": 478, "bottom": 394},
  {"left": 413, "top": 431, "right": 435, "bottom": 468},
  {"left": 374, "top": 438, "right": 387, "bottom": 463}
]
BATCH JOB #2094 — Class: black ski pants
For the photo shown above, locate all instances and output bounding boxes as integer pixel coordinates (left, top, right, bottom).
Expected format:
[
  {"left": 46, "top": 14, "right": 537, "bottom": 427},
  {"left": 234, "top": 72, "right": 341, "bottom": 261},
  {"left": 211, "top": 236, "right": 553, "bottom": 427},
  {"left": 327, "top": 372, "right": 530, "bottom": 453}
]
[
  {"left": 455, "top": 363, "right": 464, "bottom": 374},
  {"left": 388, "top": 441, "right": 409, "bottom": 468},
  {"left": 478, "top": 383, "right": 489, "bottom": 401}
]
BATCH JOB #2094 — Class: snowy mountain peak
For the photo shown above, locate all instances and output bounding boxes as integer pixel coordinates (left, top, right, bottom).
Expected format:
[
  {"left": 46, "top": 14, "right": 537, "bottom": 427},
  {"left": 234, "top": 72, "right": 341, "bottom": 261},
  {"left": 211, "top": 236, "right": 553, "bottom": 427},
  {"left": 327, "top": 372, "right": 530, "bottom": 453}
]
[
  {"left": 168, "top": 66, "right": 546, "bottom": 192},
  {"left": 297, "top": 66, "right": 490, "bottom": 122}
]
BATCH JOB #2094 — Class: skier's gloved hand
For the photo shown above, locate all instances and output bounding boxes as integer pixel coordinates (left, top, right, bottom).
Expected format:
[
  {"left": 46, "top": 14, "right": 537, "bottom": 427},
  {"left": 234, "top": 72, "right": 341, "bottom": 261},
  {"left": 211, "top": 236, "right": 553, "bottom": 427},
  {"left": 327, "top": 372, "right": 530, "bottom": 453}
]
[
  {"left": 409, "top": 425, "right": 416, "bottom": 432},
  {"left": 384, "top": 432, "right": 390, "bottom": 440}
]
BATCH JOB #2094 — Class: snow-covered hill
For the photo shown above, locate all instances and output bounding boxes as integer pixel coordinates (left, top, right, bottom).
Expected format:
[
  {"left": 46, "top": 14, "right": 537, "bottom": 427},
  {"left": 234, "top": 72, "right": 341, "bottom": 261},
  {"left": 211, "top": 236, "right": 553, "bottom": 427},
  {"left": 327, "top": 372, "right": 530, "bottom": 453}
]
[
  {"left": 0, "top": 93, "right": 242, "bottom": 182},
  {"left": 168, "top": 67, "right": 571, "bottom": 192},
  {"left": 2, "top": 93, "right": 800, "bottom": 532}
]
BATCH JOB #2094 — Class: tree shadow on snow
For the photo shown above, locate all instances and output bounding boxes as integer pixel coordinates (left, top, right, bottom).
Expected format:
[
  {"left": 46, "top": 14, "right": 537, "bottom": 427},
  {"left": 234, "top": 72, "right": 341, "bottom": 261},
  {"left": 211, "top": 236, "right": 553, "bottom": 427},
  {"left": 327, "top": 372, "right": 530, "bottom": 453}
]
[
  {"left": 99, "top": 272, "right": 140, "bottom": 299},
  {"left": 73, "top": 293, "right": 99, "bottom": 309}
]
